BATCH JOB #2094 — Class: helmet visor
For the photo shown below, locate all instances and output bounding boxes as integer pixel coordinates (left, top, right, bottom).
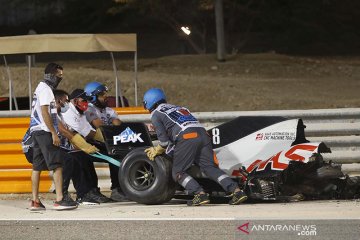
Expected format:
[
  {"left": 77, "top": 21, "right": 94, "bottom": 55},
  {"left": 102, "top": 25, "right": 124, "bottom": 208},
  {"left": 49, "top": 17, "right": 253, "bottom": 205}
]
[{"left": 142, "top": 100, "right": 147, "bottom": 109}]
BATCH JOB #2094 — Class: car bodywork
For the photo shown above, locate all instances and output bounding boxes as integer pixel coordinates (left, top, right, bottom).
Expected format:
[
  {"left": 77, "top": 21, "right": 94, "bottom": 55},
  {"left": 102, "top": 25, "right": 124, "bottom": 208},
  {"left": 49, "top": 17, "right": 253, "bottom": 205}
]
[{"left": 100, "top": 116, "right": 359, "bottom": 204}]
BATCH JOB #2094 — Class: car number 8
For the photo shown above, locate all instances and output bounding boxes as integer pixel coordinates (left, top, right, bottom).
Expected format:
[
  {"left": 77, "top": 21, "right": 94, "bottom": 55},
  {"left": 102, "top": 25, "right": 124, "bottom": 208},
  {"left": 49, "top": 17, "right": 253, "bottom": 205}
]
[{"left": 212, "top": 128, "right": 220, "bottom": 144}]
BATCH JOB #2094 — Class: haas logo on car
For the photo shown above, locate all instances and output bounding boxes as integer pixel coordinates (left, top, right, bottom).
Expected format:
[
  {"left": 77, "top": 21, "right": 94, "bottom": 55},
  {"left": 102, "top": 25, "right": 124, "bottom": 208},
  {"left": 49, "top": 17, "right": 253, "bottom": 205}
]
[
  {"left": 113, "top": 127, "right": 144, "bottom": 144},
  {"left": 247, "top": 143, "right": 319, "bottom": 173}
]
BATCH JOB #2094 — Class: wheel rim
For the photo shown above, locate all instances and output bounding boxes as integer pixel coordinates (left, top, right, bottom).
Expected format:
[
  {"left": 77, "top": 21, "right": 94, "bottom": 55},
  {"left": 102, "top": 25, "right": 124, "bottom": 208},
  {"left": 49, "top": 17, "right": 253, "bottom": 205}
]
[{"left": 128, "top": 160, "right": 155, "bottom": 191}]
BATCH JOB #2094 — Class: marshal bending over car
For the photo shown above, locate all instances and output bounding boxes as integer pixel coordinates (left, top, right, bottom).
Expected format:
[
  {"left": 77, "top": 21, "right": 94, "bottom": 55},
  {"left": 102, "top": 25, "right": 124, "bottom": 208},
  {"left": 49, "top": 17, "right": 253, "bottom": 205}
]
[{"left": 99, "top": 116, "right": 360, "bottom": 205}]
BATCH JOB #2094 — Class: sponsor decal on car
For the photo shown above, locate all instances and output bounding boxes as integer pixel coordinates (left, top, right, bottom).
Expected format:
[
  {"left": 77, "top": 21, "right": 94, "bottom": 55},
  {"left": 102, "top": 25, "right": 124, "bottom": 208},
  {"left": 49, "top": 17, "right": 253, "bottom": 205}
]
[
  {"left": 255, "top": 133, "right": 264, "bottom": 140},
  {"left": 247, "top": 143, "right": 319, "bottom": 172},
  {"left": 113, "top": 127, "right": 144, "bottom": 144},
  {"left": 255, "top": 131, "right": 296, "bottom": 141}
]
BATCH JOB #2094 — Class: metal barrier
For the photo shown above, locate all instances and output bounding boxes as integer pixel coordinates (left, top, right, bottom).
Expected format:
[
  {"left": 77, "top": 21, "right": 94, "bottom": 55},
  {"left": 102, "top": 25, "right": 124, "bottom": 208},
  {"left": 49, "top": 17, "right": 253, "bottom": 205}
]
[
  {"left": 87, "top": 108, "right": 360, "bottom": 190},
  {"left": 0, "top": 107, "right": 147, "bottom": 193},
  {"left": 195, "top": 109, "right": 360, "bottom": 176},
  {"left": 117, "top": 108, "right": 360, "bottom": 175},
  {"left": 1, "top": 108, "right": 359, "bottom": 193}
]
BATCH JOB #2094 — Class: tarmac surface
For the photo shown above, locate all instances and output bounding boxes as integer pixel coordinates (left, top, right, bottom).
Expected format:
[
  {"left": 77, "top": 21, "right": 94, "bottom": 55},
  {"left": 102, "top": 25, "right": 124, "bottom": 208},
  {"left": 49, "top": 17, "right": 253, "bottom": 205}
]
[{"left": 0, "top": 197, "right": 359, "bottom": 239}]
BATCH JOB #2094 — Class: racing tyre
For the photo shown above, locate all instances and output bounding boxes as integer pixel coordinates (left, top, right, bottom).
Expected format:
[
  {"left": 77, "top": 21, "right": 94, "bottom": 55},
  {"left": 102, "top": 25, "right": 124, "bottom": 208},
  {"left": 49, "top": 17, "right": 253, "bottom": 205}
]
[{"left": 119, "top": 147, "right": 176, "bottom": 204}]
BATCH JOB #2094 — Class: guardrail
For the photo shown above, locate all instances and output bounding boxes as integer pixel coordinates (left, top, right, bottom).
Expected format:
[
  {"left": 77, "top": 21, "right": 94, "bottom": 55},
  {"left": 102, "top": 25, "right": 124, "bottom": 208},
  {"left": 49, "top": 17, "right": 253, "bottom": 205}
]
[
  {"left": 192, "top": 109, "right": 360, "bottom": 176},
  {"left": 0, "top": 107, "right": 148, "bottom": 193},
  {"left": 0, "top": 107, "right": 359, "bottom": 193}
]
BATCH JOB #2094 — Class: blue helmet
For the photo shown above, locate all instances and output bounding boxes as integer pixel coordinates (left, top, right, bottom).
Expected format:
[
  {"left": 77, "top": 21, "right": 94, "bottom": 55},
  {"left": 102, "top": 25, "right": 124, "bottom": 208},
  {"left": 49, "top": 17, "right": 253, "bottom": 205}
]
[
  {"left": 143, "top": 88, "right": 166, "bottom": 110},
  {"left": 84, "top": 82, "right": 108, "bottom": 103}
]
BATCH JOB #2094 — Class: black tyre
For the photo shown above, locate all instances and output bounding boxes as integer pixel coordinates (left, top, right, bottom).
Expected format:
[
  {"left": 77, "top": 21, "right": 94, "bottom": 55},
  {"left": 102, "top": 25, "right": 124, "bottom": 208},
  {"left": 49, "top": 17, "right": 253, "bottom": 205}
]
[{"left": 119, "top": 147, "right": 176, "bottom": 204}]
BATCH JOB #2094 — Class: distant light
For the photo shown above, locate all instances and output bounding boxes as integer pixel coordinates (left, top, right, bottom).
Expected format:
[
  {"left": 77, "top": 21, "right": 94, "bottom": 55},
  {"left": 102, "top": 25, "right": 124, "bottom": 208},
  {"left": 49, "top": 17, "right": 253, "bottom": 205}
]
[{"left": 181, "top": 26, "right": 191, "bottom": 35}]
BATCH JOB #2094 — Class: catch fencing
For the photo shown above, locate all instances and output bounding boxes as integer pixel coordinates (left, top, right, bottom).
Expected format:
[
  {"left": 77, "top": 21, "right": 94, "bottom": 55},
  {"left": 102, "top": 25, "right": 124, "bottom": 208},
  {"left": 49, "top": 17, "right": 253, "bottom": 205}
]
[{"left": 0, "top": 108, "right": 359, "bottom": 193}]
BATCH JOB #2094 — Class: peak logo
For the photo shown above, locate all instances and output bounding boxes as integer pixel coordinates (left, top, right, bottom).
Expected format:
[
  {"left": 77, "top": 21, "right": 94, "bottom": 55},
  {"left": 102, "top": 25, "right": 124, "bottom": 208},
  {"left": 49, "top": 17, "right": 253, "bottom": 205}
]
[{"left": 113, "top": 127, "right": 144, "bottom": 144}]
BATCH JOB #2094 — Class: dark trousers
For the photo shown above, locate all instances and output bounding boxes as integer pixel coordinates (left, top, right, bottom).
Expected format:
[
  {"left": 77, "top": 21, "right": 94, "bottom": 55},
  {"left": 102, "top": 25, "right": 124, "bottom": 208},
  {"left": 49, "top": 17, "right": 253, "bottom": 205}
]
[
  {"left": 92, "top": 143, "right": 120, "bottom": 190},
  {"left": 109, "top": 164, "right": 120, "bottom": 189},
  {"left": 173, "top": 127, "right": 238, "bottom": 194},
  {"left": 62, "top": 153, "right": 75, "bottom": 193},
  {"left": 69, "top": 151, "right": 99, "bottom": 190},
  {"left": 32, "top": 131, "right": 63, "bottom": 171},
  {"left": 70, "top": 150, "right": 120, "bottom": 191},
  {"left": 25, "top": 148, "right": 91, "bottom": 198},
  {"left": 63, "top": 150, "right": 93, "bottom": 198}
]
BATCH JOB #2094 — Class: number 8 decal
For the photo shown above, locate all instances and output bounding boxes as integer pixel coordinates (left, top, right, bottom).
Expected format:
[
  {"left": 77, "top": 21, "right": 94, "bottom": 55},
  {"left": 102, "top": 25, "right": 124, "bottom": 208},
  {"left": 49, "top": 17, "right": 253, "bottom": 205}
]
[{"left": 212, "top": 128, "right": 220, "bottom": 144}]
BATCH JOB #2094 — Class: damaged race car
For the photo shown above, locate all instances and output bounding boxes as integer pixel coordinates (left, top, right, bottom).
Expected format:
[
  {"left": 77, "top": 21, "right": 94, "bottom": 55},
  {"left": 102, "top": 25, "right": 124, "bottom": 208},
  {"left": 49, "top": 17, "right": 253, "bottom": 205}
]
[{"left": 98, "top": 116, "right": 360, "bottom": 204}]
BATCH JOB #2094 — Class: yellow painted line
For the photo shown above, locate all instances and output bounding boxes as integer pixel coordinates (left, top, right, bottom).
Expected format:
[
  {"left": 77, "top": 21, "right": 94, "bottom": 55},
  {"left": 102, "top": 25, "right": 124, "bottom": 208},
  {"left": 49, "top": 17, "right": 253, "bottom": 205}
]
[
  {"left": 0, "top": 154, "right": 31, "bottom": 169},
  {"left": 0, "top": 169, "right": 51, "bottom": 193},
  {"left": 0, "top": 117, "right": 29, "bottom": 128},
  {"left": 0, "top": 107, "right": 149, "bottom": 193},
  {"left": 0, "top": 128, "right": 27, "bottom": 143},
  {"left": 0, "top": 143, "right": 23, "bottom": 154},
  {"left": 115, "top": 106, "right": 149, "bottom": 115}
]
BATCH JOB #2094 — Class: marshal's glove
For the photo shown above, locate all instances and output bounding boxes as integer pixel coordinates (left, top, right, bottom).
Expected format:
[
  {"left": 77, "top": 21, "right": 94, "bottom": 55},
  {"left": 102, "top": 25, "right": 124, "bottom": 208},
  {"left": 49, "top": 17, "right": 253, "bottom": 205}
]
[
  {"left": 144, "top": 145, "right": 165, "bottom": 161},
  {"left": 70, "top": 134, "right": 99, "bottom": 154},
  {"left": 94, "top": 128, "right": 105, "bottom": 143}
]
